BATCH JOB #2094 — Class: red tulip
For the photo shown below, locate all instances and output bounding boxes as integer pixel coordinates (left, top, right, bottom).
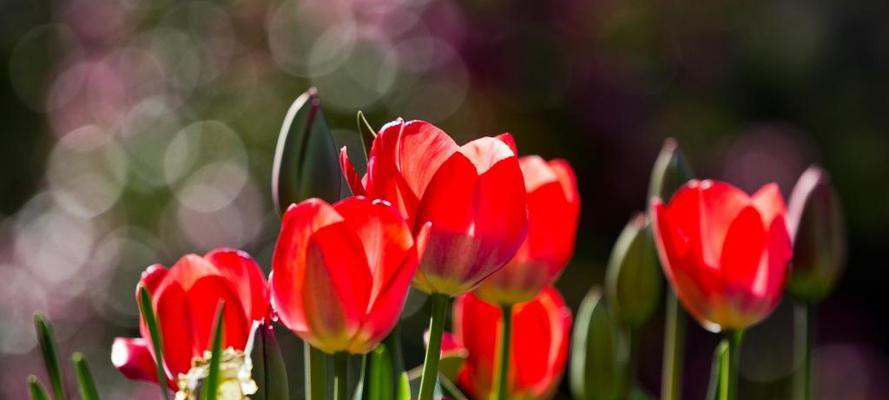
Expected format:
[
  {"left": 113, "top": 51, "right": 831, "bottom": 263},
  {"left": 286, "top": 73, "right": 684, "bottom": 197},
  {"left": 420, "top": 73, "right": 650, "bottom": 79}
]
[
  {"left": 651, "top": 180, "right": 792, "bottom": 331},
  {"left": 270, "top": 196, "right": 419, "bottom": 354},
  {"left": 475, "top": 156, "right": 580, "bottom": 304},
  {"left": 111, "top": 249, "right": 269, "bottom": 386},
  {"left": 340, "top": 119, "right": 528, "bottom": 296},
  {"left": 448, "top": 286, "right": 572, "bottom": 399}
]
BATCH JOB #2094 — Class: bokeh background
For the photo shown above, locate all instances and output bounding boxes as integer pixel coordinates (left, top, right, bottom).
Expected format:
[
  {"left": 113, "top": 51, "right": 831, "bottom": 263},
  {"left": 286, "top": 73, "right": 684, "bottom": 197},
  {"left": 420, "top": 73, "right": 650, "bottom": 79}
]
[{"left": 1, "top": 0, "right": 888, "bottom": 398}]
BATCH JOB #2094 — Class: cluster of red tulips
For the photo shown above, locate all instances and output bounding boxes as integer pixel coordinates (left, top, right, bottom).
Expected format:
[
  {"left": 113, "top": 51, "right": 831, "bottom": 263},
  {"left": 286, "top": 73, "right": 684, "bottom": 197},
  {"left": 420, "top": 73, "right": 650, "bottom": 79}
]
[{"left": 26, "top": 89, "right": 844, "bottom": 400}]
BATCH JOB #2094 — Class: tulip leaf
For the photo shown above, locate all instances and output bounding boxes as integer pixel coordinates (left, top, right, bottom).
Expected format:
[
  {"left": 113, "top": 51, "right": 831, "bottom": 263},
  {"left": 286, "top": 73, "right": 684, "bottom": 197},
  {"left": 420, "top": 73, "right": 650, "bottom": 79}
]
[
  {"left": 33, "top": 313, "right": 67, "bottom": 400},
  {"left": 247, "top": 322, "right": 289, "bottom": 400},
  {"left": 570, "top": 288, "right": 628, "bottom": 400},
  {"left": 138, "top": 286, "right": 170, "bottom": 400},
  {"left": 27, "top": 375, "right": 51, "bottom": 400},
  {"left": 706, "top": 340, "right": 729, "bottom": 400},
  {"left": 358, "top": 327, "right": 411, "bottom": 400},
  {"left": 202, "top": 301, "right": 226, "bottom": 400},
  {"left": 72, "top": 353, "right": 100, "bottom": 400},
  {"left": 272, "top": 88, "right": 341, "bottom": 214}
]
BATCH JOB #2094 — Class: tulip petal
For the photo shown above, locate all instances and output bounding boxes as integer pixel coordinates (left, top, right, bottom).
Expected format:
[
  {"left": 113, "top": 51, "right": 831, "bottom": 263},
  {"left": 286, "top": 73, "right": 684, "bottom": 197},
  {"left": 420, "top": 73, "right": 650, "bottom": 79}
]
[
  {"left": 496, "top": 133, "right": 518, "bottom": 154},
  {"left": 394, "top": 120, "right": 458, "bottom": 198},
  {"left": 519, "top": 156, "right": 558, "bottom": 193},
  {"left": 458, "top": 136, "right": 517, "bottom": 175},
  {"left": 752, "top": 183, "right": 788, "bottom": 227},
  {"left": 697, "top": 180, "right": 751, "bottom": 264},
  {"left": 472, "top": 154, "right": 528, "bottom": 278},
  {"left": 353, "top": 252, "right": 417, "bottom": 353},
  {"left": 188, "top": 275, "right": 251, "bottom": 354},
  {"left": 111, "top": 338, "right": 158, "bottom": 383},
  {"left": 333, "top": 197, "right": 414, "bottom": 307},
  {"left": 454, "top": 294, "right": 498, "bottom": 394},
  {"left": 153, "top": 282, "right": 194, "bottom": 377},
  {"left": 159, "top": 254, "right": 218, "bottom": 292},
  {"left": 758, "top": 216, "right": 791, "bottom": 306},
  {"left": 302, "top": 223, "right": 372, "bottom": 351},
  {"left": 513, "top": 287, "right": 571, "bottom": 397},
  {"left": 719, "top": 206, "right": 766, "bottom": 302},
  {"left": 271, "top": 199, "right": 344, "bottom": 335},
  {"left": 204, "top": 248, "right": 270, "bottom": 325},
  {"left": 339, "top": 147, "right": 367, "bottom": 196}
]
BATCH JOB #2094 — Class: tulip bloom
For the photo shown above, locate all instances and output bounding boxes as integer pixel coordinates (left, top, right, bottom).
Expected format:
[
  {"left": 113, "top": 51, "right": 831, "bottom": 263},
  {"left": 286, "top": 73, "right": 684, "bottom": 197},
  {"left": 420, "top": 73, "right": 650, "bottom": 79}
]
[
  {"left": 447, "top": 287, "right": 572, "bottom": 399},
  {"left": 270, "top": 197, "right": 419, "bottom": 354},
  {"left": 112, "top": 249, "right": 269, "bottom": 386},
  {"left": 340, "top": 119, "right": 528, "bottom": 296},
  {"left": 475, "top": 156, "right": 580, "bottom": 305},
  {"left": 651, "top": 180, "right": 792, "bottom": 331}
]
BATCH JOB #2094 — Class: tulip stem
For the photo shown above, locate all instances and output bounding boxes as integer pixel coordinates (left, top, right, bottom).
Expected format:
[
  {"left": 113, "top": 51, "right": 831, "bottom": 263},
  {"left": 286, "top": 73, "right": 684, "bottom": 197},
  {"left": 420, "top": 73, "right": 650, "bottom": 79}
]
[
  {"left": 305, "top": 343, "right": 328, "bottom": 399},
  {"left": 493, "top": 304, "right": 513, "bottom": 400},
  {"left": 660, "top": 290, "right": 686, "bottom": 400},
  {"left": 334, "top": 352, "right": 348, "bottom": 400},
  {"left": 794, "top": 302, "right": 814, "bottom": 400},
  {"left": 720, "top": 330, "right": 744, "bottom": 400},
  {"left": 418, "top": 294, "right": 449, "bottom": 400}
]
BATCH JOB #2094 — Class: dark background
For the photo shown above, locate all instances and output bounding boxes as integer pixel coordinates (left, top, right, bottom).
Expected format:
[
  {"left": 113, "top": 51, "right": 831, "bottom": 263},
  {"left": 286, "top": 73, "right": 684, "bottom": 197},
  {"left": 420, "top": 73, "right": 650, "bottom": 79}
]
[{"left": 1, "top": 0, "right": 887, "bottom": 398}]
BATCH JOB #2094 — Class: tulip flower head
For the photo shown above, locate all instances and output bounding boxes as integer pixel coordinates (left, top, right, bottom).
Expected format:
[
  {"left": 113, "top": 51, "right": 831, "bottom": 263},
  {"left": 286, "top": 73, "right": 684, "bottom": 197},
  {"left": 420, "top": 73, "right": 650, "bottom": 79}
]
[
  {"left": 651, "top": 180, "right": 792, "bottom": 332},
  {"left": 340, "top": 119, "right": 528, "bottom": 296},
  {"left": 270, "top": 196, "right": 420, "bottom": 354},
  {"left": 112, "top": 249, "right": 269, "bottom": 387},
  {"left": 475, "top": 156, "right": 580, "bottom": 305},
  {"left": 786, "top": 166, "right": 846, "bottom": 302},
  {"left": 448, "top": 287, "right": 572, "bottom": 399}
]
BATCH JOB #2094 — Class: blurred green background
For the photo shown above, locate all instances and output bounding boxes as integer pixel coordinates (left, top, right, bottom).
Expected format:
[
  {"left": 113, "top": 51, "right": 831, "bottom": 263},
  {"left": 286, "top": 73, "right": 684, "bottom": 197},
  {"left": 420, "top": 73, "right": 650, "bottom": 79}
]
[{"left": 1, "top": 0, "right": 887, "bottom": 398}]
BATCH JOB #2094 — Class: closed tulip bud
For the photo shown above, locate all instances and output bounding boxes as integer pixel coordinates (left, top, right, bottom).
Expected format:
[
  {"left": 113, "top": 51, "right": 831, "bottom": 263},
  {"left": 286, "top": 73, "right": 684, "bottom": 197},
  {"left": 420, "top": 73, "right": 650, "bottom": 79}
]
[
  {"left": 272, "top": 88, "right": 341, "bottom": 214},
  {"left": 340, "top": 119, "right": 528, "bottom": 296},
  {"left": 605, "top": 213, "right": 662, "bottom": 329},
  {"left": 570, "top": 288, "right": 628, "bottom": 400},
  {"left": 476, "top": 156, "right": 580, "bottom": 305},
  {"left": 651, "top": 180, "right": 792, "bottom": 332},
  {"left": 447, "top": 287, "right": 571, "bottom": 399},
  {"left": 648, "top": 138, "right": 694, "bottom": 205},
  {"left": 112, "top": 249, "right": 270, "bottom": 387},
  {"left": 786, "top": 166, "right": 846, "bottom": 302},
  {"left": 270, "top": 197, "right": 420, "bottom": 354}
]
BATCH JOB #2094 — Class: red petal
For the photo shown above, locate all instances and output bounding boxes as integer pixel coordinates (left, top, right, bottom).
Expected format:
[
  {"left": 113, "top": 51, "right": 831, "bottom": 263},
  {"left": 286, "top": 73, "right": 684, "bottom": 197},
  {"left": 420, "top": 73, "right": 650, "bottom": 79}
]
[
  {"left": 472, "top": 152, "right": 528, "bottom": 279},
  {"left": 271, "top": 198, "right": 344, "bottom": 336},
  {"left": 334, "top": 197, "right": 414, "bottom": 306},
  {"left": 138, "top": 264, "right": 168, "bottom": 296},
  {"left": 153, "top": 282, "right": 194, "bottom": 377},
  {"left": 204, "top": 248, "right": 270, "bottom": 325},
  {"left": 696, "top": 180, "right": 752, "bottom": 264},
  {"left": 453, "top": 293, "right": 498, "bottom": 395},
  {"left": 496, "top": 133, "right": 518, "bottom": 154},
  {"left": 354, "top": 250, "right": 417, "bottom": 352},
  {"left": 757, "top": 216, "right": 791, "bottom": 308},
  {"left": 394, "top": 120, "right": 458, "bottom": 198},
  {"left": 158, "top": 254, "right": 217, "bottom": 292},
  {"left": 187, "top": 275, "right": 251, "bottom": 354},
  {"left": 719, "top": 206, "right": 766, "bottom": 306},
  {"left": 512, "top": 287, "right": 571, "bottom": 397},
  {"left": 523, "top": 159, "right": 579, "bottom": 278},
  {"left": 112, "top": 337, "right": 158, "bottom": 383},
  {"left": 339, "top": 147, "right": 367, "bottom": 196},
  {"left": 751, "top": 183, "right": 788, "bottom": 228},
  {"left": 366, "top": 119, "right": 421, "bottom": 223},
  {"left": 458, "top": 136, "right": 517, "bottom": 174},
  {"left": 300, "top": 223, "right": 372, "bottom": 352}
]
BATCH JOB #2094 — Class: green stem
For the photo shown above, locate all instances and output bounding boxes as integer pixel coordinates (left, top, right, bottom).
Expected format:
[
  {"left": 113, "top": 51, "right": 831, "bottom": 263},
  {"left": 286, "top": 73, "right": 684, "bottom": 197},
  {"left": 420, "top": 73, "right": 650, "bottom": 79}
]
[
  {"left": 493, "top": 305, "right": 513, "bottom": 400},
  {"left": 794, "top": 303, "right": 814, "bottom": 400},
  {"left": 720, "top": 330, "right": 744, "bottom": 400},
  {"left": 660, "top": 290, "right": 686, "bottom": 400},
  {"left": 334, "top": 353, "right": 348, "bottom": 400},
  {"left": 305, "top": 343, "right": 328, "bottom": 399},
  {"left": 418, "top": 294, "right": 449, "bottom": 400}
]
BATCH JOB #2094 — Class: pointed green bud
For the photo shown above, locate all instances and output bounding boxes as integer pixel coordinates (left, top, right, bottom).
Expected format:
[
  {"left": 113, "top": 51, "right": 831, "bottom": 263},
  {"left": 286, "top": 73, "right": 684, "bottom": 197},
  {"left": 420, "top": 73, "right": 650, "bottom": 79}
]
[
  {"left": 647, "top": 138, "right": 694, "bottom": 205},
  {"left": 570, "top": 289, "right": 628, "bottom": 400},
  {"left": 271, "top": 88, "right": 341, "bottom": 215},
  {"left": 606, "top": 213, "right": 663, "bottom": 329},
  {"left": 786, "top": 166, "right": 846, "bottom": 302}
]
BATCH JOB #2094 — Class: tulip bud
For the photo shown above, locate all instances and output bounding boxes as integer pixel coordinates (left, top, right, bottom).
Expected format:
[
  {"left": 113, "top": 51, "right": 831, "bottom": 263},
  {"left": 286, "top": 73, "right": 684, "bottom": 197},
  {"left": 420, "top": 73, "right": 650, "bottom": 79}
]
[
  {"left": 570, "top": 288, "right": 628, "bottom": 400},
  {"left": 272, "top": 88, "right": 342, "bottom": 214},
  {"left": 786, "top": 166, "right": 845, "bottom": 303},
  {"left": 605, "top": 213, "right": 662, "bottom": 329},
  {"left": 647, "top": 138, "right": 694, "bottom": 204}
]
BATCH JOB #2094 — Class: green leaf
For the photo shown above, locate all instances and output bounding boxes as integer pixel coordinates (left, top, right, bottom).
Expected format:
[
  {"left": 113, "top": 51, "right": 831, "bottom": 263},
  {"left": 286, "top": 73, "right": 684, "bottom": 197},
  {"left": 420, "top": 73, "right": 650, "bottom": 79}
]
[
  {"left": 605, "top": 214, "right": 662, "bottom": 329},
  {"left": 647, "top": 138, "right": 694, "bottom": 204},
  {"left": 27, "top": 375, "right": 51, "bottom": 400},
  {"left": 33, "top": 312, "right": 66, "bottom": 400},
  {"left": 570, "top": 288, "right": 628, "bottom": 400},
  {"left": 438, "top": 374, "right": 468, "bottom": 400},
  {"left": 356, "top": 111, "right": 376, "bottom": 158},
  {"left": 271, "top": 88, "right": 341, "bottom": 214},
  {"left": 138, "top": 287, "right": 170, "bottom": 400},
  {"left": 72, "top": 353, "right": 100, "bottom": 400},
  {"left": 359, "top": 326, "right": 411, "bottom": 400},
  {"left": 305, "top": 343, "right": 330, "bottom": 400},
  {"left": 706, "top": 340, "right": 729, "bottom": 400},
  {"left": 247, "top": 322, "right": 289, "bottom": 400},
  {"left": 202, "top": 301, "right": 226, "bottom": 400}
]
